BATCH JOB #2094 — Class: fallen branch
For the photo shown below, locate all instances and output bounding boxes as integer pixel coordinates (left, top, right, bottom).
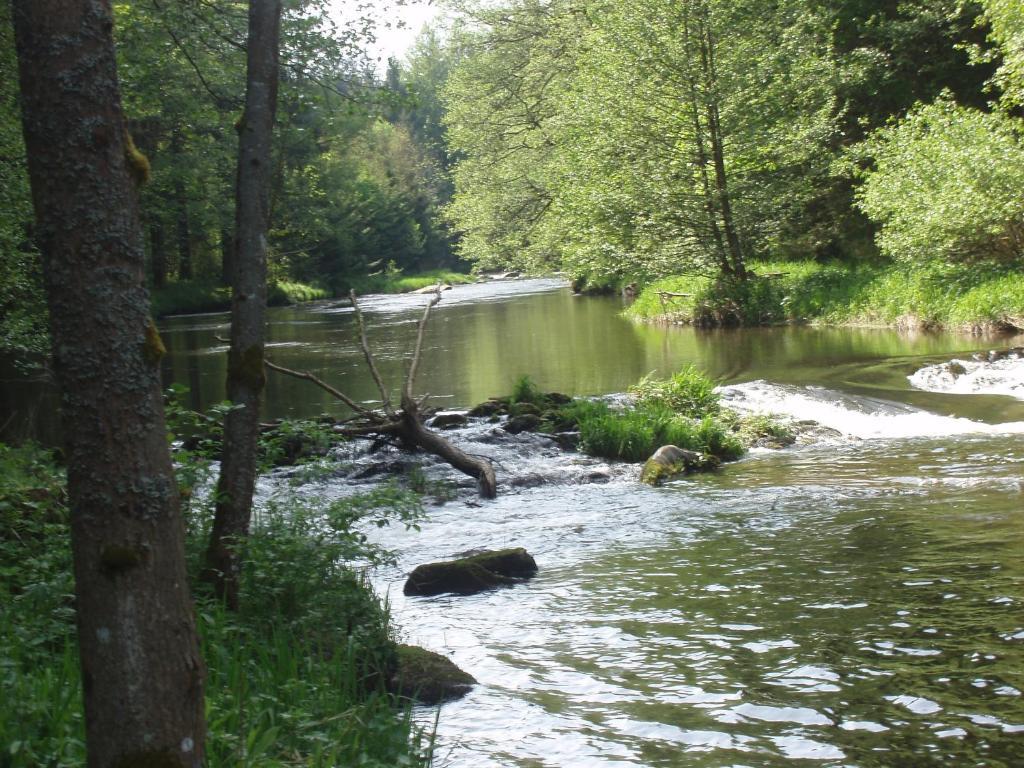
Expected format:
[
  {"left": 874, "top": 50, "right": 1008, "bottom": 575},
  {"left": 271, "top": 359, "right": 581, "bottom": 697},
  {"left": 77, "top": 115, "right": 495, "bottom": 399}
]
[
  {"left": 264, "top": 359, "right": 384, "bottom": 423},
  {"left": 264, "top": 289, "right": 498, "bottom": 498}
]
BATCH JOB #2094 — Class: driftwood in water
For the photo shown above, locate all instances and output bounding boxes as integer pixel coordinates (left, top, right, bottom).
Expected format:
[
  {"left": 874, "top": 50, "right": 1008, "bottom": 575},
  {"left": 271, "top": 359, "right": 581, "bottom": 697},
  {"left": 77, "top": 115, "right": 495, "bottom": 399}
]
[{"left": 266, "top": 289, "right": 497, "bottom": 498}]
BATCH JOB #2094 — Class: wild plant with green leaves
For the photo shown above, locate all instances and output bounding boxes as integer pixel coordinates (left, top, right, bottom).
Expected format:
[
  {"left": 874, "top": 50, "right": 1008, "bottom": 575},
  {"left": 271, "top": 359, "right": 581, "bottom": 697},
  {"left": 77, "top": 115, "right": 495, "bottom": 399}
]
[
  {"left": 629, "top": 365, "right": 721, "bottom": 418},
  {"left": 0, "top": 442, "right": 431, "bottom": 767}
]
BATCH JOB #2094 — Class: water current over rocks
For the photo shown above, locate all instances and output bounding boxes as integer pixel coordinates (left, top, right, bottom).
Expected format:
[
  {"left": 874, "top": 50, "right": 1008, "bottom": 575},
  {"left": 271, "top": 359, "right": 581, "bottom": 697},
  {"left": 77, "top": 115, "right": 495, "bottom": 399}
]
[{"left": 190, "top": 280, "right": 1024, "bottom": 765}]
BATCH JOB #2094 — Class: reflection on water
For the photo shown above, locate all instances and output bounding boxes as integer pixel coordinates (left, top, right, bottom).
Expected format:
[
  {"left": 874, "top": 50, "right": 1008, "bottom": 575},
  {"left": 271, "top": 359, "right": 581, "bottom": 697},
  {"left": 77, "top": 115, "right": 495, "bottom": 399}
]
[{"left": 154, "top": 279, "right": 1024, "bottom": 425}]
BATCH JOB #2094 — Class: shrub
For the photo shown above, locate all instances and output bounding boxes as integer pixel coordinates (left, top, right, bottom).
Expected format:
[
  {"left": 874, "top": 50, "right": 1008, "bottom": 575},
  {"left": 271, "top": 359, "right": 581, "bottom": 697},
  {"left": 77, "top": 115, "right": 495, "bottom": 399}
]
[
  {"left": 629, "top": 365, "right": 720, "bottom": 418},
  {"left": 853, "top": 97, "right": 1024, "bottom": 265}
]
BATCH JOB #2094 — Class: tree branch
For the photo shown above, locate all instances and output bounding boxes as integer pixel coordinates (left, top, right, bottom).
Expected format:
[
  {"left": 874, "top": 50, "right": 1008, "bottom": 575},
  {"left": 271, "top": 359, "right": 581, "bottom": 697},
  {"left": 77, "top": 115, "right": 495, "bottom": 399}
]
[
  {"left": 349, "top": 290, "right": 396, "bottom": 417},
  {"left": 265, "top": 359, "right": 384, "bottom": 421}
]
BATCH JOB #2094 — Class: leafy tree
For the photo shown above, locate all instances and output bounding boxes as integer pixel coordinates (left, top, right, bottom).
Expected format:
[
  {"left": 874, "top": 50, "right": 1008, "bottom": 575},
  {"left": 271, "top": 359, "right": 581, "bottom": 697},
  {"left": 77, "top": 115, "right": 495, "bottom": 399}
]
[
  {"left": 982, "top": 0, "right": 1024, "bottom": 108},
  {"left": 444, "top": 0, "right": 839, "bottom": 284}
]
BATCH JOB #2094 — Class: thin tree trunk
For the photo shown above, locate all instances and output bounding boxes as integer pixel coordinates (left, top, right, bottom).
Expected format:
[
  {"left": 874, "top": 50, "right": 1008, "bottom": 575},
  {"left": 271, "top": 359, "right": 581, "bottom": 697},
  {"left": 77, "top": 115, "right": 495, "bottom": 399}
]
[
  {"left": 204, "top": 0, "right": 282, "bottom": 609},
  {"left": 681, "top": 10, "right": 728, "bottom": 273},
  {"left": 171, "top": 130, "right": 193, "bottom": 280},
  {"left": 11, "top": 2, "right": 205, "bottom": 765},
  {"left": 219, "top": 224, "right": 233, "bottom": 286},
  {"left": 697, "top": 6, "right": 746, "bottom": 280}
]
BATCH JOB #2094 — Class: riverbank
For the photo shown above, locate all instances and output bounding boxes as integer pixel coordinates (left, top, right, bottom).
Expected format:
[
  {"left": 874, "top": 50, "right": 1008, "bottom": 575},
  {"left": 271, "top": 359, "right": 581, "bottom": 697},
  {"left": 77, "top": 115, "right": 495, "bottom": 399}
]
[
  {"left": 151, "top": 270, "right": 476, "bottom": 317},
  {"left": 0, "top": 440, "right": 432, "bottom": 766},
  {"left": 626, "top": 260, "right": 1024, "bottom": 333}
]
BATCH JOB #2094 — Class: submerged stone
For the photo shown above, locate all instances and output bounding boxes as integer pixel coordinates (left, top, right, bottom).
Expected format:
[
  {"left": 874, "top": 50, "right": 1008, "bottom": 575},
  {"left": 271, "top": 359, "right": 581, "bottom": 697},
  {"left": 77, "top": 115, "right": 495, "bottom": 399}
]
[
  {"left": 504, "top": 414, "right": 543, "bottom": 434},
  {"left": 390, "top": 644, "right": 476, "bottom": 705},
  {"left": 404, "top": 547, "right": 539, "bottom": 596}
]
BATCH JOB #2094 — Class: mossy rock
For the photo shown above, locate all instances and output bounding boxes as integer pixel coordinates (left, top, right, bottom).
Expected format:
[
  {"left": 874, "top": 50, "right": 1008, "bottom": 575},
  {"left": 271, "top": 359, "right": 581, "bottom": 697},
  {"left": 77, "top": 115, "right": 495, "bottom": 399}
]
[
  {"left": 468, "top": 400, "right": 506, "bottom": 417},
  {"left": 505, "top": 414, "right": 543, "bottom": 434},
  {"left": 404, "top": 547, "right": 539, "bottom": 596},
  {"left": 389, "top": 644, "right": 477, "bottom": 705},
  {"left": 640, "top": 445, "right": 717, "bottom": 485},
  {"left": 509, "top": 401, "right": 542, "bottom": 417}
]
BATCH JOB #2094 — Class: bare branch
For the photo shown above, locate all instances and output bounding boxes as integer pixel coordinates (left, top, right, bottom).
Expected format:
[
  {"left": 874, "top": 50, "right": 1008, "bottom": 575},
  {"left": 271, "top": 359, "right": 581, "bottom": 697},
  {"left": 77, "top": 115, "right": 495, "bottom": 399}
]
[
  {"left": 265, "top": 359, "right": 384, "bottom": 421},
  {"left": 406, "top": 286, "right": 442, "bottom": 403},
  {"left": 349, "top": 290, "right": 396, "bottom": 417}
]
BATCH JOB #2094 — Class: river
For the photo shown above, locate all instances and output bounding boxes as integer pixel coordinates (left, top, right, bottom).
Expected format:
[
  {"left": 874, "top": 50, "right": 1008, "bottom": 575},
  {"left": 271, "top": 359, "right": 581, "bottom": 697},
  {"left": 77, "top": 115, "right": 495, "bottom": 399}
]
[{"left": 11, "top": 278, "right": 1024, "bottom": 765}]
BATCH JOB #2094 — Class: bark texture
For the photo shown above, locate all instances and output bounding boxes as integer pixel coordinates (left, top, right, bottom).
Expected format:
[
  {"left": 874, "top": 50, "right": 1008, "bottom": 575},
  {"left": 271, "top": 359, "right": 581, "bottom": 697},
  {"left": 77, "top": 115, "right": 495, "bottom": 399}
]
[
  {"left": 11, "top": 1, "right": 205, "bottom": 765},
  {"left": 204, "top": 0, "right": 282, "bottom": 609}
]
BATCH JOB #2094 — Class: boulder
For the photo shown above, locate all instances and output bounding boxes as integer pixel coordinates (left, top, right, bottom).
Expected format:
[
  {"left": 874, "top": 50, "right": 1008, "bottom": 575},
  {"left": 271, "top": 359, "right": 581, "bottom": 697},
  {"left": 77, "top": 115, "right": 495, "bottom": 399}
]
[
  {"left": 389, "top": 645, "right": 476, "bottom": 705},
  {"left": 509, "top": 401, "right": 542, "bottom": 417},
  {"left": 640, "top": 444, "right": 716, "bottom": 485},
  {"left": 553, "top": 431, "right": 580, "bottom": 450},
  {"left": 468, "top": 399, "right": 506, "bottom": 417},
  {"left": 504, "top": 413, "right": 543, "bottom": 434},
  {"left": 404, "top": 547, "right": 539, "bottom": 596},
  {"left": 430, "top": 412, "right": 469, "bottom": 430}
]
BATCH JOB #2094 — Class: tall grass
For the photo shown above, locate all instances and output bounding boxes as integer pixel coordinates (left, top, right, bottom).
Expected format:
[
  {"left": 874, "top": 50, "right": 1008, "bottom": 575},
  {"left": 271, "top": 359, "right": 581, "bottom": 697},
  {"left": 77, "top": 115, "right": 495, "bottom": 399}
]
[
  {"left": 347, "top": 269, "right": 476, "bottom": 296},
  {"left": 547, "top": 367, "right": 744, "bottom": 464}
]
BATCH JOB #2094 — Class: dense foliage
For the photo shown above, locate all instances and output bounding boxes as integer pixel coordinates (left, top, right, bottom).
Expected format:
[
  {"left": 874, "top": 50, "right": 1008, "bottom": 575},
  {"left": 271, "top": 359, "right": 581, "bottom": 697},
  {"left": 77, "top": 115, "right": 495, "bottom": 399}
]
[
  {"left": 0, "top": 1, "right": 466, "bottom": 366},
  {"left": 439, "top": 0, "right": 1023, "bottom": 320}
]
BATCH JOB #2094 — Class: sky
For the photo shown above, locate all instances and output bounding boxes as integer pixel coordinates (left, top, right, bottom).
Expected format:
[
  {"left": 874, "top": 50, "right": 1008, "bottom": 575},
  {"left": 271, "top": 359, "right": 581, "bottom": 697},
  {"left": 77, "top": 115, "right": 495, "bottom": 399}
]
[{"left": 330, "top": 0, "right": 443, "bottom": 69}]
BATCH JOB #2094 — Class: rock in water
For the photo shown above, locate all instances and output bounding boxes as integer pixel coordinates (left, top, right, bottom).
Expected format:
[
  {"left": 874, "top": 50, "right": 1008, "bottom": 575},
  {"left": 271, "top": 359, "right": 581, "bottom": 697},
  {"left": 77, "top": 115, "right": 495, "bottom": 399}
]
[
  {"left": 390, "top": 645, "right": 476, "bottom": 704},
  {"left": 404, "top": 547, "right": 539, "bottom": 596},
  {"left": 430, "top": 412, "right": 469, "bottom": 430},
  {"left": 504, "top": 414, "right": 543, "bottom": 434},
  {"left": 640, "top": 444, "right": 716, "bottom": 485}
]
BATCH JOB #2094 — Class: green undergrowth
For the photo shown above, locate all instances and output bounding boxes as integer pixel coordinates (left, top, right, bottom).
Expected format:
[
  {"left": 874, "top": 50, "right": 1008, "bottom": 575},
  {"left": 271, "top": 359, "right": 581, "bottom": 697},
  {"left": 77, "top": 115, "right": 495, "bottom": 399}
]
[
  {"left": 151, "top": 279, "right": 329, "bottom": 317},
  {"left": 0, "top": 442, "right": 431, "bottom": 767},
  {"left": 627, "top": 260, "right": 1024, "bottom": 331}
]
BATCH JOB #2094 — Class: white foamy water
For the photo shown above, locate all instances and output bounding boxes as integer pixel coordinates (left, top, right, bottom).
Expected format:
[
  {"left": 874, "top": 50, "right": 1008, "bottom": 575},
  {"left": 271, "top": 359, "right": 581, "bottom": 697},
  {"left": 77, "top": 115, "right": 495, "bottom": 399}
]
[
  {"left": 908, "top": 354, "right": 1024, "bottom": 400},
  {"left": 719, "top": 380, "right": 1024, "bottom": 439}
]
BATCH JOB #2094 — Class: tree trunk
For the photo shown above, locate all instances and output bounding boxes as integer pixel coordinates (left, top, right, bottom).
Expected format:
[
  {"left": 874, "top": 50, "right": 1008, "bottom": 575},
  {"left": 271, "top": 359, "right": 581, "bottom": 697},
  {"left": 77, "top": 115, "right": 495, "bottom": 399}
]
[
  {"left": 204, "top": 0, "right": 282, "bottom": 609},
  {"left": 150, "top": 222, "right": 167, "bottom": 289},
  {"left": 680, "top": 10, "right": 729, "bottom": 273},
  {"left": 11, "top": 2, "right": 205, "bottom": 765},
  {"left": 171, "top": 130, "right": 193, "bottom": 281},
  {"left": 219, "top": 224, "right": 233, "bottom": 286},
  {"left": 698, "top": 13, "right": 746, "bottom": 280}
]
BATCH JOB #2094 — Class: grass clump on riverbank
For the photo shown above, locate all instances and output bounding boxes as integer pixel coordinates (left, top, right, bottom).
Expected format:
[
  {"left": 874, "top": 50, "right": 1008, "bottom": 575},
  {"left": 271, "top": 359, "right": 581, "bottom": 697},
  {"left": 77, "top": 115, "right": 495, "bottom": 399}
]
[
  {"left": 151, "top": 269, "right": 475, "bottom": 317},
  {"left": 151, "top": 278, "right": 329, "bottom": 317},
  {"left": 0, "top": 442, "right": 431, "bottom": 767},
  {"left": 627, "top": 261, "right": 1024, "bottom": 332},
  {"left": 347, "top": 268, "right": 476, "bottom": 296}
]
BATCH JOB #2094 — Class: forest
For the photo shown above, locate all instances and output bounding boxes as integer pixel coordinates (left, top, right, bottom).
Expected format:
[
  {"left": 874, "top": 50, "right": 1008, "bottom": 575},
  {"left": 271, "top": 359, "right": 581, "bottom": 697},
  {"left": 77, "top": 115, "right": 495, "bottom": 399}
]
[{"left": 2, "top": 0, "right": 1024, "bottom": 766}]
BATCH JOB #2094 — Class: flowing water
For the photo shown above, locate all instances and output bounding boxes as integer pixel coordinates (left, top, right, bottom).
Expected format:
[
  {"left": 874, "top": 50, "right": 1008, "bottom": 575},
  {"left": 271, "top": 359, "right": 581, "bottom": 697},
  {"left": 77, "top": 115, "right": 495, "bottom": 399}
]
[{"left": 8, "top": 278, "right": 1024, "bottom": 765}]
